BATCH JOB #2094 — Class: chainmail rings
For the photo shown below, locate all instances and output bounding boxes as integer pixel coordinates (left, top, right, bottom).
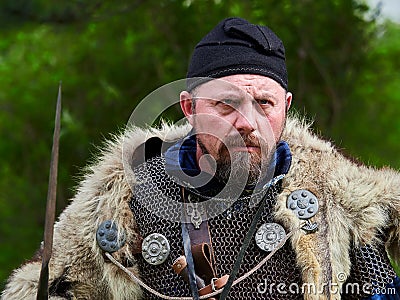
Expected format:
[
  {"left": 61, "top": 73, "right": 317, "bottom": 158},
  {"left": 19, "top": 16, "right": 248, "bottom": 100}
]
[
  {"left": 130, "top": 156, "right": 303, "bottom": 299},
  {"left": 129, "top": 156, "right": 398, "bottom": 299},
  {"left": 342, "top": 242, "right": 398, "bottom": 299}
]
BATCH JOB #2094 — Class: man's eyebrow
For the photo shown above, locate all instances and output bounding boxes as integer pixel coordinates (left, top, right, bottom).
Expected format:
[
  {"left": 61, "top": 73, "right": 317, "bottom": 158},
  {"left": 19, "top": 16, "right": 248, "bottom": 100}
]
[
  {"left": 194, "top": 90, "right": 245, "bottom": 100},
  {"left": 255, "top": 91, "right": 279, "bottom": 101}
]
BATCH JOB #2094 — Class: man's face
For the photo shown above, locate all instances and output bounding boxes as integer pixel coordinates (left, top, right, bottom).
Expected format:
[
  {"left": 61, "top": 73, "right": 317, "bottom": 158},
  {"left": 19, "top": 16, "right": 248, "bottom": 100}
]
[{"left": 180, "top": 74, "right": 291, "bottom": 186}]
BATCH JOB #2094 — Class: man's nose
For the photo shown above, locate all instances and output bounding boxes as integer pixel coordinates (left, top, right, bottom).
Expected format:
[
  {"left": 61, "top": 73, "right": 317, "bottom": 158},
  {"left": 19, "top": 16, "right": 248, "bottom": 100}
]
[{"left": 234, "top": 103, "right": 256, "bottom": 134}]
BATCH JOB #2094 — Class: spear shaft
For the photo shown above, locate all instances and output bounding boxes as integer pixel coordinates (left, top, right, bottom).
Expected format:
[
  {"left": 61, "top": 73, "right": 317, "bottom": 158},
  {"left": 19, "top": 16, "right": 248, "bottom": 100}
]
[{"left": 37, "top": 83, "right": 62, "bottom": 300}]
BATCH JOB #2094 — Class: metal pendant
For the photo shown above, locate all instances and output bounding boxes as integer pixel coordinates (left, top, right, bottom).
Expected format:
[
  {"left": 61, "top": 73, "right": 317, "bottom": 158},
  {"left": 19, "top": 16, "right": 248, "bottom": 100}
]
[
  {"left": 302, "top": 220, "right": 319, "bottom": 233},
  {"left": 96, "top": 220, "right": 126, "bottom": 253},
  {"left": 142, "top": 233, "right": 170, "bottom": 265},
  {"left": 255, "top": 223, "right": 286, "bottom": 252},
  {"left": 186, "top": 197, "right": 205, "bottom": 229}
]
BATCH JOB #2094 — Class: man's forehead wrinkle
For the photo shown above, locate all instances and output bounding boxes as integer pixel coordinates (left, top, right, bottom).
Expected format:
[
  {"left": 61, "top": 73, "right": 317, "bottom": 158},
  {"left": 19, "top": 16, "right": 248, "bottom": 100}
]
[
  {"left": 195, "top": 88, "right": 279, "bottom": 104},
  {"left": 217, "top": 75, "right": 283, "bottom": 98},
  {"left": 195, "top": 83, "right": 246, "bottom": 99},
  {"left": 193, "top": 76, "right": 284, "bottom": 103},
  {"left": 213, "top": 89, "right": 247, "bottom": 99},
  {"left": 238, "top": 86, "right": 280, "bottom": 102}
]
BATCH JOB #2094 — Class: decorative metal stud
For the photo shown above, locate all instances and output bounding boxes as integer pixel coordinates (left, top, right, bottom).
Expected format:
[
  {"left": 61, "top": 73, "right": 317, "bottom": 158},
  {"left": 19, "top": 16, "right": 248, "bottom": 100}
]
[
  {"left": 142, "top": 233, "right": 170, "bottom": 265},
  {"left": 255, "top": 223, "right": 286, "bottom": 252},
  {"left": 186, "top": 195, "right": 206, "bottom": 229},
  {"left": 96, "top": 220, "right": 126, "bottom": 253},
  {"left": 287, "top": 189, "right": 319, "bottom": 220}
]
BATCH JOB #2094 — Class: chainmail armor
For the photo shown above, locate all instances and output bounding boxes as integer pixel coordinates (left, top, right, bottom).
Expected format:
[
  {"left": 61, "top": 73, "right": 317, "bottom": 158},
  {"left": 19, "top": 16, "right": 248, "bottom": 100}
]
[
  {"left": 130, "top": 156, "right": 188, "bottom": 297},
  {"left": 130, "top": 156, "right": 303, "bottom": 299},
  {"left": 341, "top": 242, "right": 398, "bottom": 299},
  {"left": 130, "top": 155, "right": 398, "bottom": 299}
]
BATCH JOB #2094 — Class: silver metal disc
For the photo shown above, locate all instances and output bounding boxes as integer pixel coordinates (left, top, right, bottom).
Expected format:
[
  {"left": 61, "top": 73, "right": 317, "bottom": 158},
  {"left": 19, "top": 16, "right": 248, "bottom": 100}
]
[
  {"left": 96, "top": 220, "right": 126, "bottom": 253},
  {"left": 287, "top": 189, "right": 319, "bottom": 219},
  {"left": 255, "top": 223, "right": 286, "bottom": 252},
  {"left": 142, "top": 233, "right": 170, "bottom": 265}
]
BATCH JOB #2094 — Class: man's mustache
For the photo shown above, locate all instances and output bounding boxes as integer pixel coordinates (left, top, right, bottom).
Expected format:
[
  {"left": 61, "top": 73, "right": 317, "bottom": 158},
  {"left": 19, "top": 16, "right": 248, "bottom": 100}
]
[{"left": 222, "top": 133, "right": 263, "bottom": 149}]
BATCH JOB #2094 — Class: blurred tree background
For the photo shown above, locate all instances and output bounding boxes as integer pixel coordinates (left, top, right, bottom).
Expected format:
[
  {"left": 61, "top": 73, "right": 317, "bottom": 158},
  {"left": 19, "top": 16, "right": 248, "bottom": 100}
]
[{"left": 1, "top": 0, "right": 399, "bottom": 290}]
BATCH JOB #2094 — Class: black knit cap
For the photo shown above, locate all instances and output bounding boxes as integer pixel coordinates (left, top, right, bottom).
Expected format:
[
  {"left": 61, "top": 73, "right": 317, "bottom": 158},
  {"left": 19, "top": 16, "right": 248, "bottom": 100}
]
[{"left": 187, "top": 17, "right": 288, "bottom": 90}]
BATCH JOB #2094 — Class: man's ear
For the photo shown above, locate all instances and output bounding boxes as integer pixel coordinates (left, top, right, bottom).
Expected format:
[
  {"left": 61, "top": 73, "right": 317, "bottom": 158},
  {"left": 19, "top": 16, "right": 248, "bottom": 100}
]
[
  {"left": 180, "top": 91, "right": 194, "bottom": 125},
  {"left": 285, "top": 92, "right": 293, "bottom": 112}
]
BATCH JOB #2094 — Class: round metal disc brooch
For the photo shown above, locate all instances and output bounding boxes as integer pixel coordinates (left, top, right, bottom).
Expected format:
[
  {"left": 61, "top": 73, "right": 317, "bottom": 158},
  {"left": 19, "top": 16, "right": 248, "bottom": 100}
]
[
  {"left": 255, "top": 223, "right": 286, "bottom": 252},
  {"left": 287, "top": 189, "right": 319, "bottom": 219},
  {"left": 96, "top": 220, "right": 126, "bottom": 253},
  {"left": 287, "top": 189, "right": 319, "bottom": 232},
  {"left": 142, "top": 233, "right": 170, "bottom": 265}
]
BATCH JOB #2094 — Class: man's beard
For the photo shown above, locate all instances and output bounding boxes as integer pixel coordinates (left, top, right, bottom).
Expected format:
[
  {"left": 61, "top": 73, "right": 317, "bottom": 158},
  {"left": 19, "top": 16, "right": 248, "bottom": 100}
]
[{"left": 197, "top": 133, "right": 275, "bottom": 188}]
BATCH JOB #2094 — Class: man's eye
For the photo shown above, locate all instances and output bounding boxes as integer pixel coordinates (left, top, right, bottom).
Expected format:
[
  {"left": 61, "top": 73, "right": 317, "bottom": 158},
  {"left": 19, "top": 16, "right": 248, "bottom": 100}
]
[
  {"left": 216, "top": 99, "right": 238, "bottom": 108},
  {"left": 221, "top": 99, "right": 234, "bottom": 105},
  {"left": 257, "top": 99, "right": 272, "bottom": 106}
]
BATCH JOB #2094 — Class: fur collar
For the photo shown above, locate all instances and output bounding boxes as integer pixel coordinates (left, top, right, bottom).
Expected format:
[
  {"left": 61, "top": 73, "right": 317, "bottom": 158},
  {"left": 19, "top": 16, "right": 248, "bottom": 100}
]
[
  {"left": 2, "top": 115, "right": 399, "bottom": 300},
  {"left": 117, "top": 115, "right": 400, "bottom": 298},
  {"left": 280, "top": 116, "right": 400, "bottom": 298}
]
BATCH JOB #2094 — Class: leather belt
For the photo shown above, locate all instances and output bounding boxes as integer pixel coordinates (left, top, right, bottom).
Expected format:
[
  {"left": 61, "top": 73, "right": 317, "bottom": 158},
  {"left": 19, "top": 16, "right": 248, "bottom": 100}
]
[
  {"left": 199, "top": 275, "right": 229, "bottom": 296},
  {"left": 172, "top": 256, "right": 205, "bottom": 288},
  {"left": 191, "top": 243, "right": 215, "bottom": 284},
  {"left": 173, "top": 256, "right": 228, "bottom": 300},
  {"left": 175, "top": 188, "right": 229, "bottom": 299}
]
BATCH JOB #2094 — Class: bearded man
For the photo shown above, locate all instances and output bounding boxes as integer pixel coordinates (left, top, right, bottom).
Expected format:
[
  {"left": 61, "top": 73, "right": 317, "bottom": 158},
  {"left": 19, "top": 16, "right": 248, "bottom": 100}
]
[{"left": 2, "top": 17, "right": 400, "bottom": 300}]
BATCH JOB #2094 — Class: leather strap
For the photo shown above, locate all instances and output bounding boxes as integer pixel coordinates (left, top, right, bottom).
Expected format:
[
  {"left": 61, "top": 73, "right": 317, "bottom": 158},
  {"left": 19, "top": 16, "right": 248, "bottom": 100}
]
[
  {"left": 191, "top": 243, "right": 216, "bottom": 284},
  {"left": 172, "top": 256, "right": 187, "bottom": 275},
  {"left": 186, "top": 219, "right": 211, "bottom": 245},
  {"left": 172, "top": 256, "right": 205, "bottom": 288},
  {"left": 182, "top": 189, "right": 217, "bottom": 285},
  {"left": 198, "top": 275, "right": 229, "bottom": 296}
]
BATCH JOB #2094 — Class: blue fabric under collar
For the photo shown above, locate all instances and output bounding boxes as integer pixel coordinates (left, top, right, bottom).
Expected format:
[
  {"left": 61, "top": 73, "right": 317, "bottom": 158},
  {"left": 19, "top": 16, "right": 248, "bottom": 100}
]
[{"left": 164, "top": 133, "right": 292, "bottom": 194}]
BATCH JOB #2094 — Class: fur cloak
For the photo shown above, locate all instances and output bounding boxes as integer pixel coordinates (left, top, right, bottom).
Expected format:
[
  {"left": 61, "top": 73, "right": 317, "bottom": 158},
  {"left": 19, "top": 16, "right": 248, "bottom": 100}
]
[{"left": 2, "top": 116, "right": 400, "bottom": 300}]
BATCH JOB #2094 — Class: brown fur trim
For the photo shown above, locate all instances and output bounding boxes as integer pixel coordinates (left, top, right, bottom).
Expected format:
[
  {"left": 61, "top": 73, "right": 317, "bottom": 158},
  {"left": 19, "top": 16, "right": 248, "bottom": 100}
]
[
  {"left": 2, "top": 117, "right": 399, "bottom": 300},
  {"left": 280, "top": 116, "right": 400, "bottom": 299}
]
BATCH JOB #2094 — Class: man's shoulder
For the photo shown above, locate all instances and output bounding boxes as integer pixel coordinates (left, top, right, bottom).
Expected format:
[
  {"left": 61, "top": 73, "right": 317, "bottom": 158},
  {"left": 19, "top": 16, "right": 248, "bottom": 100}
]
[
  {"left": 283, "top": 115, "right": 335, "bottom": 156},
  {"left": 122, "top": 122, "right": 191, "bottom": 168}
]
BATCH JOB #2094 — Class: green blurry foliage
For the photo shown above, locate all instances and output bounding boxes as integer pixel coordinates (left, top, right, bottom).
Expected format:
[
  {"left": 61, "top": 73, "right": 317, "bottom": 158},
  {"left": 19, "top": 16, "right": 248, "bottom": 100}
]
[
  {"left": 332, "top": 21, "right": 400, "bottom": 167},
  {"left": 0, "top": 0, "right": 399, "bottom": 289}
]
